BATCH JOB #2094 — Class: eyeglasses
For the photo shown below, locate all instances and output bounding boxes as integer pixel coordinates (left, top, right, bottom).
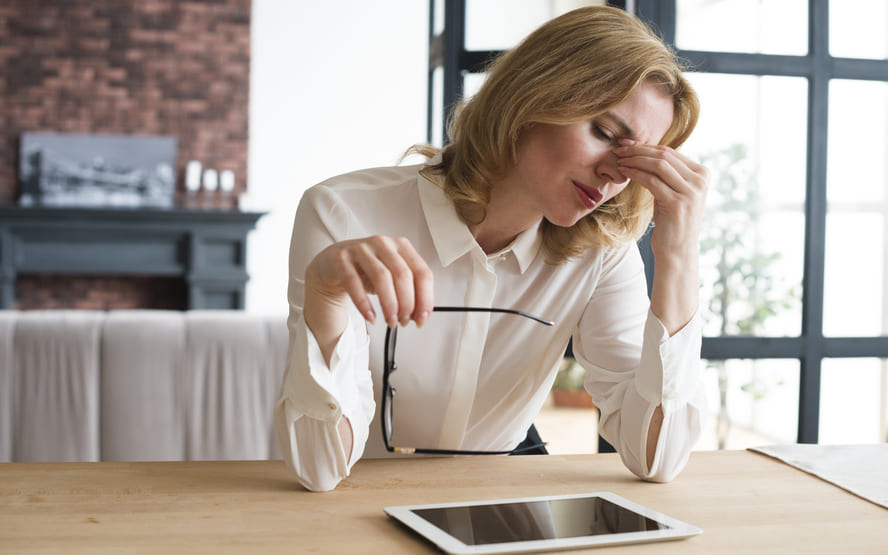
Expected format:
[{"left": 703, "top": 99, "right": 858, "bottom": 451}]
[{"left": 381, "top": 306, "right": 554, "bottom": 455}]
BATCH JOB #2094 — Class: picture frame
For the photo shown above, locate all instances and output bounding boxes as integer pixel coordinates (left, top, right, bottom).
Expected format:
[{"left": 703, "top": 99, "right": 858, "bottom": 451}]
[{"left": 19, "top": 132, "right": 177, "bottom": 209}]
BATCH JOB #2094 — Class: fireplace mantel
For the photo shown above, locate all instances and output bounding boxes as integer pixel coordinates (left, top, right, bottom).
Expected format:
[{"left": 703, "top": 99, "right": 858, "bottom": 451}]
[{"left": 0, "top": 205, "right": 263, "bottom": 309}]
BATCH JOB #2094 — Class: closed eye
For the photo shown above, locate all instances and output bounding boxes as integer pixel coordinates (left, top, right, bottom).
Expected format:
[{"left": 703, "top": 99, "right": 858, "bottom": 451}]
[{"left": 592, "top": 124, "right": 616, "bottom": 144}]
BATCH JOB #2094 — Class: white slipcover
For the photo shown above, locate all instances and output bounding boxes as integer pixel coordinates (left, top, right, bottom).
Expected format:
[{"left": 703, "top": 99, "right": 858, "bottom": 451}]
[
  {"left": 0, "top": 310, "right": 287, "bottom": 463},
  {"left": 13, "top": 310, "right": 103, "bottom": 462}
]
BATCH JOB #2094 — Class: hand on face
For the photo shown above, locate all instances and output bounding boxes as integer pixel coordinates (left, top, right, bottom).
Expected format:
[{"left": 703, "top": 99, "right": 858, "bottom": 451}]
[
  {"left": 305, "top": 236, "right": 435, "bottom": 328},
  {"left": 613, "top": 139, "right": 709, "bottom": 260}
]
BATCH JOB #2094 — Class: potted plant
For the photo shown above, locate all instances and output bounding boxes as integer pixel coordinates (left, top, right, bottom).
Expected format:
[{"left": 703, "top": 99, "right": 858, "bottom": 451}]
[{"left": 551, "top": 357, "right": 597, "bottom": 409}]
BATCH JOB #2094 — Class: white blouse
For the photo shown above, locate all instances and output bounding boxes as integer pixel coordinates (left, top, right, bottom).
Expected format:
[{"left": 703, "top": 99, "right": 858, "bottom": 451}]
[{"left": 274, "top": 162, "right": 706, "bottom": 492}]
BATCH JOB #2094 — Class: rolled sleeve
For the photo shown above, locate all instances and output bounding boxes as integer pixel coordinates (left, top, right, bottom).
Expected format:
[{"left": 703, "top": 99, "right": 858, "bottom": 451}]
[
  {"left": 636, "top": 310, "right": 704, "bottom": 413},
  {"left": 274, "top": 312, "right": 375, "bottom": 491},
  {"left": 583, "top": 303, "right": 706, "bottom": 483},
  {"left": 629, "top": 309, "right": 706, "bottom": 481}
]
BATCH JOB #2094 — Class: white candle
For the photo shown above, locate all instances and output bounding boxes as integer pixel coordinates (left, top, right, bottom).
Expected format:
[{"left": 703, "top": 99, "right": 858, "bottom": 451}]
[
  {"left": 185, "top": 160, "right": 202, "bottom": 192},
  {"left": 220, "top": 170, "right": 235, "bottom": 192},
  {"left": 203, "top": 168, "right": 218, "bottom": 192}
]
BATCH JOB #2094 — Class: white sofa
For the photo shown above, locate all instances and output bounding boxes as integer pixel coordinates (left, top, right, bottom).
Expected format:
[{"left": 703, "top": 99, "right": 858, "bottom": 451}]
[{"left": 0, "top": 310, "right": 287, "bottom": 463}]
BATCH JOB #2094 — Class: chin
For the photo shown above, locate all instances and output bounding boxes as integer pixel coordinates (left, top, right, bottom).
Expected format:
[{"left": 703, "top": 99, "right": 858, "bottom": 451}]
[{"left": 546, "top": 211, "right": 588, "bottom": 228}]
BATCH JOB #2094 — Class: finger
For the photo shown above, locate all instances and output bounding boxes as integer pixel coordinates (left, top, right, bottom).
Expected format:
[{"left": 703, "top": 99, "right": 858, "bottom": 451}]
[
  {"left": 619, "top": 153, "right": 708, "bottom": 204},
  {"left": 396, "top": 240, "right": 434, "bottom": 326},
  {"left": 318, "top": 245, "right": 377, "bottom": 324},
  {"left": 340, "top": 247, "right": 386, "bottom": 324},
  {"left": 353, "top": 237, "right": 403, "bottom": 327},
  {"left": 373, "top": 237, "right": 418, "bottom": 326},
  {"left": 618, "top": 156, "right": 685, "bottom": 199},
  {"left": 616, "top": 144, "right": 706, "bottom": 188},
  {"left": 618, "top": 166, "right": 677, "bottom": 201},
  {"left": 664, "top": 147, "right": 707, "bottom": 176}
]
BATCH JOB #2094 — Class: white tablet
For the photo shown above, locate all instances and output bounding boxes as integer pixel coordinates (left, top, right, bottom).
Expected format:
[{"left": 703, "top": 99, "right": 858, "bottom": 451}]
[{"left": 385, "top": 492, "right": 701, "bottom": 554}]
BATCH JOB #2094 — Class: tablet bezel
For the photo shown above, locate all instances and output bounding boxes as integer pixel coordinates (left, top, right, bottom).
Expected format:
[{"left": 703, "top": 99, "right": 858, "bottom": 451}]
[{"left": 384, "top": 491, "right": 702, "bottom": 555}]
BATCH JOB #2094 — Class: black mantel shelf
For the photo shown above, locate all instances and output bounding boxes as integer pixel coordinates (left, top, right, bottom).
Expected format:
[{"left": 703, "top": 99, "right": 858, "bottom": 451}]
[{"left": 0, "top": 205, "right": 264, "bottom": 310}]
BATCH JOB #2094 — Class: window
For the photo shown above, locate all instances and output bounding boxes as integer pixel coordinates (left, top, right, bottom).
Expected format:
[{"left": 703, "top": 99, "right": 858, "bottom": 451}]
[
  {"left": 640, "top": 0, "right": 888, "bottom": 447},
  {"left": 429, "top": 0, "right": 888, "bottom": 449}
]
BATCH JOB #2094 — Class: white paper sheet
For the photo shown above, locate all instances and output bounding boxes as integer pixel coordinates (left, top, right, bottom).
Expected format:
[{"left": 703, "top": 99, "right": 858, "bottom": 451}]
[{"left": 749, "top": 443, "right": 888, "bottom": 510}]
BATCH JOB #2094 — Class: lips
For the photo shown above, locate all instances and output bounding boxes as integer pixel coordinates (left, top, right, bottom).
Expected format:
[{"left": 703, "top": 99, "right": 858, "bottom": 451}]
[{"left": 572, "top": 181, "right": 603, "bottom": 210}]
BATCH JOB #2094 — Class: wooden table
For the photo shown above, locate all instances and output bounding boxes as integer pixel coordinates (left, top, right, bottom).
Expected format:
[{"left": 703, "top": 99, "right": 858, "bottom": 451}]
[{"left": 0, "top": 450, "right": 885, "bottom": 553}]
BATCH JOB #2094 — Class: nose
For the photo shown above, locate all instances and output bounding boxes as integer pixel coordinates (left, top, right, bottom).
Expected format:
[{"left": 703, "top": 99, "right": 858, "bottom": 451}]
[{"left": 594, "top": 150, "right": 629, "bottom": 186}]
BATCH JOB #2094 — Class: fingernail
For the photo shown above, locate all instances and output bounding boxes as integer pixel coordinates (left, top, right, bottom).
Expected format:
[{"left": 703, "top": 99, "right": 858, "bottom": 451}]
[
  {"left": 367, "top": 306, "right": 377, "bottom": 324},
  {"left": 619, "top": 138, "right": 635, "bottom": 146},
  {"left": 417, "top": 311, "right": 430, "bottom": 328}
]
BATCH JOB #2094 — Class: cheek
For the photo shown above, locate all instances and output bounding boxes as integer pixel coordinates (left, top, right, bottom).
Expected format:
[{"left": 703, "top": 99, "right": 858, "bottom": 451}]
[{"left": 516, "top": 137, "right": 558, "bottom": 184}]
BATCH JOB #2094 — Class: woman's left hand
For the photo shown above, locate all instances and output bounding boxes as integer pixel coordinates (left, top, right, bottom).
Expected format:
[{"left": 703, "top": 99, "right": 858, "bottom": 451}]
[{"left": 613, "top": 139, "right": 709, "bottom": 263}]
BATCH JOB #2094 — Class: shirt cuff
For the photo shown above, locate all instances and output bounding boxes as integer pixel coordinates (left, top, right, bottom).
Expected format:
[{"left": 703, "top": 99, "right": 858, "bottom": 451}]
[
  {"left": 636, "top": 309, "right": 703, "bottom": 413},
  {"left": 283, "top": 312, "right": 370, "bottom": 424}
]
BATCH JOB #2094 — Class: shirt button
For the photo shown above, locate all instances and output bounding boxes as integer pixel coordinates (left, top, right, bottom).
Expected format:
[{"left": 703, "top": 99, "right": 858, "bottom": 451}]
[{"left": 327, "top": 402, "right": 337, "bottom": 411}]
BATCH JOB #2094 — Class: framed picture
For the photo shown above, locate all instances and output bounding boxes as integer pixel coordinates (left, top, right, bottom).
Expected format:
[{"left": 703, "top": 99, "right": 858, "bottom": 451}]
[{"left": 19, "top": 133, "right": 177, "bottom": 208}]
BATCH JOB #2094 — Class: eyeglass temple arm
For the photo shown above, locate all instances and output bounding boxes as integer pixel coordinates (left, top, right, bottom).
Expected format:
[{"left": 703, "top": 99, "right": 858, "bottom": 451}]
[
  {"left": 387, "top": 442, "right": 548, "bottom": 456},
  {"left": 432, "top": 306, "right": 554, "bottom": 326}
]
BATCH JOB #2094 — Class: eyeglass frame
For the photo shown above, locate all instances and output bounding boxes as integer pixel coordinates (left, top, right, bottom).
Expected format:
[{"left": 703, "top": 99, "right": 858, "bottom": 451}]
[{"left": 381, "top": 306, "right": 554, "bottom": 456}]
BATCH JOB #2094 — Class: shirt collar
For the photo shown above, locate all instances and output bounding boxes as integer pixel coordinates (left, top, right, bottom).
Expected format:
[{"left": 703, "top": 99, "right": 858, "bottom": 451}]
[
  {"left": 501, "top": 218, "right": 543, "bottom": 273},
  {"left": 417, "top": 166, "right": 542, "bottom": 274}
]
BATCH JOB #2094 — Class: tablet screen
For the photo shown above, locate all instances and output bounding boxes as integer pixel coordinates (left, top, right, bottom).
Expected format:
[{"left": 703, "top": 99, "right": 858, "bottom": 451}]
[
  {"left": 413, "top": 495, "right": 665, "bottom": 545},
  {"left": 385, "top": 492, "right": 701, "bottom": 554}
]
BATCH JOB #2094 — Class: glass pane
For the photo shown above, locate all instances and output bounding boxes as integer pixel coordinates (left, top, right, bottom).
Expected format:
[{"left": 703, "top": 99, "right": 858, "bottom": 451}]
[
  {"left": 820, "top": 358, "right": 887, "bottom": 444},
  {"left": 462, "top": 72, "right": 487, "bottom": 101},
  {"left": 824, "top": 80, "right": 888, "bottom": 337},
  {"left": 676, "top": 0, "right": 808, "bottom": 55},
  {"left": 465, "top": 0, "right": 604, "bottom": 51},
  {"left": 830, "top": 0, "right": 888, "bottom": 59},
  {"left": 697, "top": 359, "right": 799, "bottom": 450},
  {"left": 433, "top": 0, "right": 445, "bottom": 36},
  {"left": 824, "top": 213, "right": 883, "bottom": 336},
  {"left": 683, "top": 74, "right": 807, "bottom": 337}
]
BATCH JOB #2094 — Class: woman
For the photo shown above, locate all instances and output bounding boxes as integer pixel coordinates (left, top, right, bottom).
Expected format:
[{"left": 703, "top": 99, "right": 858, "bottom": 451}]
[{"left": 275, "top": 6, "right": 708, "bottom": 492}]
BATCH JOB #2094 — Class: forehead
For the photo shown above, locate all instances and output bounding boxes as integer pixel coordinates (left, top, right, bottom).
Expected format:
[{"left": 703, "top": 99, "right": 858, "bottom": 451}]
[{"left": 603, "top": 81, "right": 675, "bottom": 145}]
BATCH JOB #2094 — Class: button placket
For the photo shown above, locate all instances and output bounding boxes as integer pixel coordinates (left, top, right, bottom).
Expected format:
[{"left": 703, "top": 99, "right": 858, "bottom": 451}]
[{"left": 435, "top": 252, "right": 497, "bottom": 449}]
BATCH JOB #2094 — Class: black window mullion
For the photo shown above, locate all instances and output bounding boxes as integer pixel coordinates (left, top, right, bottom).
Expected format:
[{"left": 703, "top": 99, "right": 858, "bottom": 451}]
[
  {"left": 679, "top": 51, "right": 812, "bottom": 77},
  {"left": 702, "top": 337, "right": 805, "bottom": 360},
  {"left": 426, "top": 0, "right": 439, "bottom": 144},
  {"left": 830, "top": 57, "right": 888, "bottom": 81},
  {"left": 823, "top": 337, "right": 888, "bottom": 358},
  {"left": 797, "top": 0, "right": 830, "bottom": 444},
  {"left": 634, "top": 0, "right": 676, "bottom": 45},
  {"left": 442, "top": 0, "right": 465, "bottom": 141},
  {"left": 703, "top": 335, "right": 888, "bottom": 361}
]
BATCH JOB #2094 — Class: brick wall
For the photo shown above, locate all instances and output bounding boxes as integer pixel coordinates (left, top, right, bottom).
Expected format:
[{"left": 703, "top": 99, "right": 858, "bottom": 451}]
[
  {"left": 0, "top": 0, "right": 251, "bottom": 208},
  {"left": 0, "top": 0, "right": 251, "bottom": 310}
]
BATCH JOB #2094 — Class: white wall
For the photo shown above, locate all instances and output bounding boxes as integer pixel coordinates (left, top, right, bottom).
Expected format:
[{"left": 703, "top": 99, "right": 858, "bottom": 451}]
[{"left": 246, "top": 1, "right": 429, "bottom": 314}]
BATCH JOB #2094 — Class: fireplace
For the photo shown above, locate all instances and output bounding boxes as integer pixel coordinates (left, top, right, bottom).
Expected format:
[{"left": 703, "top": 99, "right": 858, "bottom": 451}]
[
  {"left": 13, "top": 274, "right": 188, "bottom": 311},
  {"left": 0, "top": 205, "right": 262, "bottom": 310},
  {"left": 0, "top": 1, "right": 255, "bottom": 310}
]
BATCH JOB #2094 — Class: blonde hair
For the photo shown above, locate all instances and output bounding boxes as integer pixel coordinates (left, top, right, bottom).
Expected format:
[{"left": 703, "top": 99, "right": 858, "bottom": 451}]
[{"left": 416, "top": 6, "right": 699, "bottom": 264}]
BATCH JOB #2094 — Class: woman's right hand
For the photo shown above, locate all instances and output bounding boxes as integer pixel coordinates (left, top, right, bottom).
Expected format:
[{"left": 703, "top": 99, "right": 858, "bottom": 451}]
[{"left": 304, "top": 236, "right": 434, "bottom": 348}]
